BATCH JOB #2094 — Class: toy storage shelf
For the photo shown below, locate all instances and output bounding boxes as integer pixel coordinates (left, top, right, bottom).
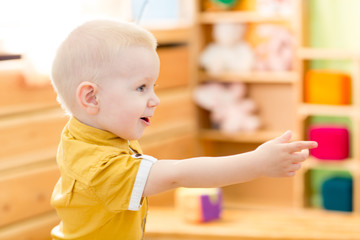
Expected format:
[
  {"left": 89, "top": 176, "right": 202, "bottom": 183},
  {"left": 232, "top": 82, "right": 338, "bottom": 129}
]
[
  {"left": 199, "top": 70, "right": 298, "bottom": 84},
  {"left": 199, "top": 11, "right": 291, "bottom": 24},
  {"left": 296, "top": 50, "right": 360, "bottom": 214},
  {"left": 195, "top": 0, "right": 360, "bottom": 215},
  {"left": 298, "top": 104, "right": 358, "bottom": 117},
  {"left": 295, "top": 0, "right": 360, "bottom": 213}
]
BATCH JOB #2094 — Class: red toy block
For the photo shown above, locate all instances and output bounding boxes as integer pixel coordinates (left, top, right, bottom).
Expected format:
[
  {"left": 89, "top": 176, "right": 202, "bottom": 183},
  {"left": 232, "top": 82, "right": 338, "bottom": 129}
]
[{"left": 309, "top": 125, "right": 349, "bottom": 160}]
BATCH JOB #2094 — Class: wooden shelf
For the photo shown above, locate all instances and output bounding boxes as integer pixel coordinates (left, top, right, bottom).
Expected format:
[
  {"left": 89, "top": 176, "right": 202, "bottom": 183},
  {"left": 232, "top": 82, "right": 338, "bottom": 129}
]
[
  {"left": 199, "top": 128, "right": 286, "bottom": 143},
  {"left": 199, "top": 11, "right": 291, "bottom": 23},
  {"left": 304, "top": 157, "right": 360, "bottom": 174},
  {"left": 298, "top": 48, "right": 360, "bottom": 60},
  {"left": 199, "top": 70, "right": 298, "bottom": 84},
  {"left": 298, "top": 104, "right": 357, "bottom": 117},
  {"left": 150, "top": 26, "right": 193, "bottom": 45}
]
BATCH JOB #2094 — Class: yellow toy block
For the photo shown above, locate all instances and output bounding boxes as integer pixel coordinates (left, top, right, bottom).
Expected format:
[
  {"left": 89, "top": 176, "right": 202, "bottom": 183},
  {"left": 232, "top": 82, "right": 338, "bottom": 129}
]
[{"left": 305, "top": 70, "right": 351, "bottom": 105}]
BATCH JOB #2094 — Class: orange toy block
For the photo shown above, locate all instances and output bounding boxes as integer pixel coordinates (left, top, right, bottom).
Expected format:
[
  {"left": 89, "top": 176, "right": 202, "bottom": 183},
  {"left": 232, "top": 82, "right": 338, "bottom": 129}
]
[{"left": 305, "top": 70, "right": 351, "bottom": 105}]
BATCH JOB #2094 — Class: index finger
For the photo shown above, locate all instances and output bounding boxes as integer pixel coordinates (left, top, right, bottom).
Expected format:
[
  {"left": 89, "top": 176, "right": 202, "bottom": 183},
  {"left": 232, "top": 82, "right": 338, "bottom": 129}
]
[{"left": 286, "top": 141, "right": 318, "bottom": 153}]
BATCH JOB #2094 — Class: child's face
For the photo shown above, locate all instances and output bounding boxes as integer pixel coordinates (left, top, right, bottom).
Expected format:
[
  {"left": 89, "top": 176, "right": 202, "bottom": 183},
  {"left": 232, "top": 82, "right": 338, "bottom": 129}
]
[{"left": 96, "top": 46, "right": 160, "bottom": 140}]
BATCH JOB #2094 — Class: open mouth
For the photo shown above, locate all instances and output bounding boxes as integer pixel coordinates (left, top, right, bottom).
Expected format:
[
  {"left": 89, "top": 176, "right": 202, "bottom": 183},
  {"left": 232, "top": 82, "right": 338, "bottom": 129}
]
[{"left": 140, "top": 117, "right": 150, "bottom": 123}]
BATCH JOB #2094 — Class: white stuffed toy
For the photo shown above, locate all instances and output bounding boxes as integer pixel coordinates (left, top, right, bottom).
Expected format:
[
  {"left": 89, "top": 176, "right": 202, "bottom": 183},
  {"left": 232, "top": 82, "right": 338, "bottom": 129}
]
[
  {"left": 193, "top": 82, "right": 261, "bottom": 133},
  {"left": 199, "top": 23, "right": 255, "bottom": 74},
  {"left": 254, "top": 24, "right": 294, "bottom": 71}
]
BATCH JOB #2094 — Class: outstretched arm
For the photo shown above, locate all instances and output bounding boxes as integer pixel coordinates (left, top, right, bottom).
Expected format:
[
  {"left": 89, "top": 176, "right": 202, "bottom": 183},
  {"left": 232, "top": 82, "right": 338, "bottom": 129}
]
[{"left": 143, "top": 131, "right": 317, "bottom": 197}]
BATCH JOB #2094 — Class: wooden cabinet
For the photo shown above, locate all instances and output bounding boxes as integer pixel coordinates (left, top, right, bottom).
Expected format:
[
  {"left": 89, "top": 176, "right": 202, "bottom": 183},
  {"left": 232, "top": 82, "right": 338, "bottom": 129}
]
[{"left": 0, "top": 68, "right": 64, "bottom": 240}]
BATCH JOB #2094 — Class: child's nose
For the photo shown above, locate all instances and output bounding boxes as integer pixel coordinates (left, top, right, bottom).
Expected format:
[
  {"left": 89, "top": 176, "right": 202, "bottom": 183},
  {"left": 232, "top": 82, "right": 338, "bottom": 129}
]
[{"left": 149, "top": 93, "right": 160, "bottom": 108}]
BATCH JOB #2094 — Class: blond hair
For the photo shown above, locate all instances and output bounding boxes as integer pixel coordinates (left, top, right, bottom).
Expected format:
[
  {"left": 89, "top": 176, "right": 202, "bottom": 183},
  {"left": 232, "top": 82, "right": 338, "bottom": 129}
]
[{"left": 51, "top": 19, "right": 157, "bottom": 113}]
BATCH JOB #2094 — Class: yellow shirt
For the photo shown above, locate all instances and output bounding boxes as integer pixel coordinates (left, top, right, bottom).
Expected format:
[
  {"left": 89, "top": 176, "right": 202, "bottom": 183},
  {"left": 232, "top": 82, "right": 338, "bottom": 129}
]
[{"left": 51, "top": 118, "right": 149, "bottom": 240}]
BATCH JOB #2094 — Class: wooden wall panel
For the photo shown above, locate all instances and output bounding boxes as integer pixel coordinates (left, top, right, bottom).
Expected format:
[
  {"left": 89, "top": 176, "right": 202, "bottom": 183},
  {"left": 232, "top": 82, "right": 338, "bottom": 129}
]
[
  {"left": 0, "top": 165, "right": 60, "bottom": 227},
  {"left": 0, "top": 109, "right": 68, "bottom": 159},
  {"left": 0, "top": 70, "right": 58, "bottom": 115}
]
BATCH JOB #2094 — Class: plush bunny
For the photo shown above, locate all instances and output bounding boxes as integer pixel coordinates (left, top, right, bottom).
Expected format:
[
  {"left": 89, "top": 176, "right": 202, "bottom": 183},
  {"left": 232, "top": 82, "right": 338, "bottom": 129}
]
[
  {"left": 193, "top": 82, "right": 261, "bottom": 133},
  {"left": 199, "top": 23, "right": 255, "bottom": 74}
]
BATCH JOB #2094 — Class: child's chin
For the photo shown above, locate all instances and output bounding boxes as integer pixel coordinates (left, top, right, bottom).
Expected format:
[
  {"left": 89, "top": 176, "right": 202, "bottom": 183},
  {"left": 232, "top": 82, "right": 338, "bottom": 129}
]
[{"left": 130, "top": 131, "right": 145, "bottom": 140}]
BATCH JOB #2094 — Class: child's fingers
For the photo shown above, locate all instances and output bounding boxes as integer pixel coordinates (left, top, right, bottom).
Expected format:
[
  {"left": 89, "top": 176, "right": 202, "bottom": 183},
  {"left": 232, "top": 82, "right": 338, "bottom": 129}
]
[
  {"left": 289, "top": 163, "right": 302, "bottom": 172},
  {"left": 290, "top": 149, "right": 309, "bottom": 162},
  {"left": 286, "top": 163, "right": 303, "bottom": 177},
  {"left": 273, "top": 130, "right": 292, "bottom": 143},
  {"left": 286, "top": 141, "right": 318, "bottom": 152},
  {"left": 301, "top": 149, "right": 310, "bottom": 158}
]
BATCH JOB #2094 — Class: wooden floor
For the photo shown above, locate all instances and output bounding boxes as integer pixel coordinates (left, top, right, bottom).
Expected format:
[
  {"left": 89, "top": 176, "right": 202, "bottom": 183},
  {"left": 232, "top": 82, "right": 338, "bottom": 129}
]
[{"left": 145, "top": 207, "right": 360, "bottom": 240}]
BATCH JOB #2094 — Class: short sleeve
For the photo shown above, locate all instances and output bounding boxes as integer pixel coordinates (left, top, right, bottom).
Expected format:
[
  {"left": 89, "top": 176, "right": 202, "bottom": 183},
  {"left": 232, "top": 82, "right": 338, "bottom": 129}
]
[
  {"left": 90, "top": 154, "right": 142, "bottom": 212},
  {"left": 127, "top": 153, "right": 158, "bottom": 210}
]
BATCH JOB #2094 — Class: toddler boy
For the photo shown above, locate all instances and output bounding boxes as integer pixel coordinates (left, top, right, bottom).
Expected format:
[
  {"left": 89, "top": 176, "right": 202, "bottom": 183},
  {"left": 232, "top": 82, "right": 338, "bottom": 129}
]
[{"left": 50, "top": 19, "right": 317, "bottom": 240}]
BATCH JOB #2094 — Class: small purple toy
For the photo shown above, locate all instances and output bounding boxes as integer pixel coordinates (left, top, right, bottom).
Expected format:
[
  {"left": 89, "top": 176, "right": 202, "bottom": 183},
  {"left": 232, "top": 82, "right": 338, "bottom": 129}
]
[{"left": 175, "top": 188, "right": 222, "bottom": 223}]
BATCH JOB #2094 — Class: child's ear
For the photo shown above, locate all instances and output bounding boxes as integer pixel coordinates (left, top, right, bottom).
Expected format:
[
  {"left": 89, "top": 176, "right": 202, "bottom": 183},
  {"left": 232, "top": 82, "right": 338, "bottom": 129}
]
[{"left": 76, "top": 82, "right": 100, "bottom": 115}]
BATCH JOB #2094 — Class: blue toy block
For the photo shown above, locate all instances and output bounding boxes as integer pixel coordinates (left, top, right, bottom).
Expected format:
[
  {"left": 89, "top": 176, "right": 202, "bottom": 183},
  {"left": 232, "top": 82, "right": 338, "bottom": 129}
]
[{"left": 321, "top": 177, "right": 353, "bottom": 212}]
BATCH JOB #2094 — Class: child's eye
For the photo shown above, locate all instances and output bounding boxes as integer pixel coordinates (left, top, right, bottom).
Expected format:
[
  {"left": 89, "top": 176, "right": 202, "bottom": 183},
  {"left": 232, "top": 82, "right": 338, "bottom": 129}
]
[{"left": 137, "top": 85, "right": 146, "bottom": 92}]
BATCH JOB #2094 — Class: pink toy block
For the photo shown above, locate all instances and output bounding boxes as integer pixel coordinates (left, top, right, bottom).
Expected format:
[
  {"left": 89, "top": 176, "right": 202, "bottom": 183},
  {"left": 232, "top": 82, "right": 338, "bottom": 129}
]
[
  {"left": 308, "top": 125, "right": 349, "bottom": 160},
  {"left": 175, "top": 188, "right": 222, "bottom": 223}
]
